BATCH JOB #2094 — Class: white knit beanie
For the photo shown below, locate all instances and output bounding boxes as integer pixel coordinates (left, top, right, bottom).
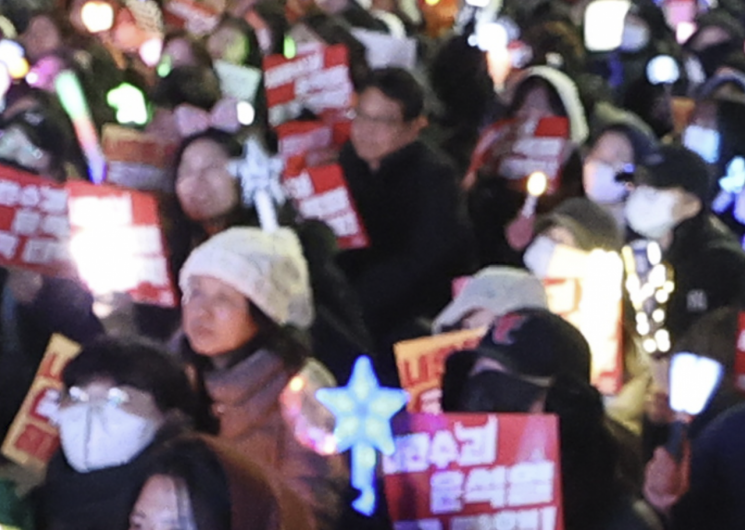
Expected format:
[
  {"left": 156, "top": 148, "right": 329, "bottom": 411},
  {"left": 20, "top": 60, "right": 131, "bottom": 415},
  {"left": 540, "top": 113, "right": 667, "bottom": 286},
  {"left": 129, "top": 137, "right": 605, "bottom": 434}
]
[{"left": 179, "top": 227, "right": 314, "bottom": 329}]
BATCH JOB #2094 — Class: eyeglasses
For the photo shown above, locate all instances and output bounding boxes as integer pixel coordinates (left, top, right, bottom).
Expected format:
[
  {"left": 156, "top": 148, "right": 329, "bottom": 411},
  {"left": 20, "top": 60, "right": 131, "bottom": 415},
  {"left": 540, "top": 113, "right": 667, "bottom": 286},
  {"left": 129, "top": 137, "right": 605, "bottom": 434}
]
[{"left": 350, "top": 109, "right": 405, "bottom": 128}]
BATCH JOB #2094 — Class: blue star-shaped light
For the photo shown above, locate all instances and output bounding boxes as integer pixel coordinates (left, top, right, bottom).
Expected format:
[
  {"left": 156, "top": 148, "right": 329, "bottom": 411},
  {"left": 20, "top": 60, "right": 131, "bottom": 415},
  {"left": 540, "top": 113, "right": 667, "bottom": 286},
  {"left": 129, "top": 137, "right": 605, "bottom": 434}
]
[{"left": 317, "top": 356, "right": 408, "bottom": 516}]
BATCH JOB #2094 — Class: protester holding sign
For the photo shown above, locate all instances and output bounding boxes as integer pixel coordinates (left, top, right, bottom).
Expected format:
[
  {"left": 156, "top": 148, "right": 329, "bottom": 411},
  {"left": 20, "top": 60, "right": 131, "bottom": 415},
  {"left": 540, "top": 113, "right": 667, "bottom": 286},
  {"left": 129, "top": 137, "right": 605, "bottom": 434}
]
[
  {"left": 177, "top": 227, "right": 346, "bottom": 530},
  {"left": 466, "top": 66, "right": 587, "bottom": 266},
  {"left": 442, "top": 309, "right": 660, "bottom": 530}
]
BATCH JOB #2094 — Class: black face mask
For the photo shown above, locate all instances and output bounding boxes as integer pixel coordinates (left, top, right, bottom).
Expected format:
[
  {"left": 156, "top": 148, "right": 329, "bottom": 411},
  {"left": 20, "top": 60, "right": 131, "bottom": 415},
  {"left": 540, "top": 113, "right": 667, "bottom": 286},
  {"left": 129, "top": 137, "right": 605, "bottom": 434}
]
[{"left": 457, "top": 370, "right": 547, "bottom": 414}]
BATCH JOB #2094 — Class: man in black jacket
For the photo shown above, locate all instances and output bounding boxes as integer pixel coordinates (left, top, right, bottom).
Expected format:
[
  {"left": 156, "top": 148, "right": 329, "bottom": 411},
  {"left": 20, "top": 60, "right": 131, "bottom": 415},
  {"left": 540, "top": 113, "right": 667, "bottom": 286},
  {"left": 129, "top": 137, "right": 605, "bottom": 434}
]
[
  {"left": 625, "top": 144, "right": 745, "bottom": 345},
  {"left": 337, "top": 68, "right": 473, "bottom": 362}
]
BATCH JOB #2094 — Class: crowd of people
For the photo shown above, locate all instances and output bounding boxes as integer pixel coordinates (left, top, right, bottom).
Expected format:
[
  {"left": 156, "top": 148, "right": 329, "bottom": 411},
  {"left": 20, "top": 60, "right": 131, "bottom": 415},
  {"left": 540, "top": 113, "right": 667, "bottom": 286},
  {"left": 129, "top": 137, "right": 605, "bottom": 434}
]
[{"left": 0, "top": 0, "right": 742, "bottom": 528}]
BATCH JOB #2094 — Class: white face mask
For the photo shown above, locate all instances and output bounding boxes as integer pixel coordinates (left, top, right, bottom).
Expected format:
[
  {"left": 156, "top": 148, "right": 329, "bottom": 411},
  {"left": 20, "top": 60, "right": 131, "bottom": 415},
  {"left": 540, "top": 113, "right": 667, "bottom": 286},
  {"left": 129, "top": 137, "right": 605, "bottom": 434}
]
[
  {"left": 625, "top": 186, "right": 680, "bottom": 239},
  {"left": 583, "top": 159, "right": 629, "bottom": 204},
  {"left": 58, "top": 403, "right": 160, "bottom": 473},
  {"left": 523, "top": 235, "right": 590, "bottom": 279},
  {"left": 620, "top": 22, "right": 650, "bottom": 52},
  {"left": 683, "top": 125, "right": 720, "bottom": 164}
]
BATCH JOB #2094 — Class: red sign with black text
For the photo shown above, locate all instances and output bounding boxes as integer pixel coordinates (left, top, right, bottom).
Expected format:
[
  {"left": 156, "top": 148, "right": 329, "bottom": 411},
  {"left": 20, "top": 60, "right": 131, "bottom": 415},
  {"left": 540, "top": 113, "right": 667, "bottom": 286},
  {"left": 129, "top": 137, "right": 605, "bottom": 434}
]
[
  {"left": 263, "top": 44, "right": 353, "bottom": 127},
  {"left": 383, "top": 413, "right": 564, "bottom": 530}
]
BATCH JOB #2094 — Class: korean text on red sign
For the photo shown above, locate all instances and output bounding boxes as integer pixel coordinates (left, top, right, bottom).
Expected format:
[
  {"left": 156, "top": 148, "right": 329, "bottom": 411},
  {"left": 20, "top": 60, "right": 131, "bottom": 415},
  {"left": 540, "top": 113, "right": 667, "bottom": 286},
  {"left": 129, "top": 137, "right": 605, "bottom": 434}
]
[
  {"left": 383, "top": 413, "right": 564, "bottom": 530},
  {"left": 263, "top": 44, "right": 353, "bottom": 127}
]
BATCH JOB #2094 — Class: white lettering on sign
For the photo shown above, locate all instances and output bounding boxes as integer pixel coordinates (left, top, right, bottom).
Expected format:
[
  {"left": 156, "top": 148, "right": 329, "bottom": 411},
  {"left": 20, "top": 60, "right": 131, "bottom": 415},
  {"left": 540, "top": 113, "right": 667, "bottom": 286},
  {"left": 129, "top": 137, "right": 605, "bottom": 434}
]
[
  {"left": 0, "top": 231, "right": 19, "bottom": 259},
  {"left": 295, "top": 65, "right": 349, "bottom": 96},
  {"left": 40, "top": 215, "right": 70, "bottom": 238},
  {"left": 11, "top": 210, "right": 42, "bottom": 236},
  {"left": 383, "top": 417, "right": 498, "bottom": 474},
  {"left": 394, "top": 520, "right": 442, "bottom": 530},
  {"left": 69, "top": 196, "right": 133, "bottom": 227},
  {"left": 264, "top": 53, "right": 325, "bottom": 90},
  {"left": 450, "top": 507, "right": 557, "bottom": 530},
  {"left": 19, "top": 186, "right": 40, "bottom": 208},
  {"left": 40, "top": 187, "right": 69, "bottom": 214},
  {"left": 284, "top": 172, "right": 315, "bottom": 200},
  {"left": 431, "top": 471, "right": 465, "bottom": 514},
  {"left": 327, "top": 211, "right": 361, "bottom": 237},
  {"left": 0, "top": 180, "right": 20, "bottom": 207},
  {"left": 22, "top": 239, "right": 57, "bottom": 264},
  {"left": 512, "top": 138, "right": 564, "bottom": 158}
]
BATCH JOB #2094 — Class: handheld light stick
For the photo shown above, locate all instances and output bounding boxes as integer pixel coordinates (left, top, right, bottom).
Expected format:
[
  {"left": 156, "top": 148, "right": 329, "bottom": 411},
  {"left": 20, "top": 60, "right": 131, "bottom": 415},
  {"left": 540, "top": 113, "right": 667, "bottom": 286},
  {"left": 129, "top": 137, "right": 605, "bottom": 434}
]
[
  {"left": 81, "top": 1, "right": 115, "bottom": 33},
  {"left": 316, "top": 356, "right": 408, "bottom": 515},
  {"left": 55, "top": 70, "right": 106, "bottom": 184},
  {"left": 521, "top": 171, "right": 548, "bottom": 217},
  {"left": 107, "top": 82, "right": 149, "bottom": 126},
  {"left": 665, "top": 352, "right": 723, "bottom": 460}
]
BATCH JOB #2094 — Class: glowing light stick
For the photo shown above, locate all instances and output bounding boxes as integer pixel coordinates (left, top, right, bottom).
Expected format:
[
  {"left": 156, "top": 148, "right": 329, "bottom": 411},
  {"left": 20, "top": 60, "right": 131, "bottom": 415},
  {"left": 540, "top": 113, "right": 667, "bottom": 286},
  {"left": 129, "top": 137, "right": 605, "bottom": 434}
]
[
  {"left": 521, "top": 171, "right": 548, "bottom": 217},
  {"left": 55, "top": 71, "right": 106, "bottom": 184},
  {"left": 283, "top": 35, "right": 297, "bottom": 60},
  {"left": 0, "top": 40, "right": 28, "bottom": 79},
  {"left": 666, "top": 352, "right": 722, "bottom": 460},
  {"left": 107, "top": 83, "right": 149, "bottom": 126},
  {"left": 647, "top": 55, "right": 680, "bottom": 85},
  {"left": 316, "top": 356, "right": 408, "bottom": 515},
  {"left": 584, "top": 0, "right": 631, "bottom": 52}
]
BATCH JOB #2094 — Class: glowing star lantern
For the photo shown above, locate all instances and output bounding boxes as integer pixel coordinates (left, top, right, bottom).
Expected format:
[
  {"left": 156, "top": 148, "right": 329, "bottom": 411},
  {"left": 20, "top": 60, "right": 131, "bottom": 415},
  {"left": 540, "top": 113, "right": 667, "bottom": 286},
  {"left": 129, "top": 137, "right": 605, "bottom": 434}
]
[
  {"left": 521, "top": 171, "right": 548, "bottom": 217},
  {"left": 107, "top": 83, "right": 149, "bottom": 126},
  {"left": 0, "top": 40, "right": 28, "bottom": 80},
  {"left": 81, "top": 1, "right": 115, "bottom": 33},
  {"left": 316, "top": 356, "right": 408, "bottom": 516},
  {"left": 665, "top": 352, "right": 722, "bottom": 460},
  {"left": 647, "top": 55, "right": 680, "bottom": 85},
  {"left": 227, "top": 136, "right": 285, "bottom": 232},
  {"left": 584, "top": 0, "right": 631, "bottom": 52},
  {"left": 55, "top": 70, "right": 107, "bottom": 184}
]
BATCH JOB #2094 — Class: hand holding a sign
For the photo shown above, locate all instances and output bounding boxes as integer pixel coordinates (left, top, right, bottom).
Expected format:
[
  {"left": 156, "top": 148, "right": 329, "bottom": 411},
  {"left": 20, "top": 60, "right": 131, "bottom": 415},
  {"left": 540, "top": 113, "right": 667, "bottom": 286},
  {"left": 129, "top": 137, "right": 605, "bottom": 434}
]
[{"left": 644, "top": 444, "right": 690, "bottom": 514}]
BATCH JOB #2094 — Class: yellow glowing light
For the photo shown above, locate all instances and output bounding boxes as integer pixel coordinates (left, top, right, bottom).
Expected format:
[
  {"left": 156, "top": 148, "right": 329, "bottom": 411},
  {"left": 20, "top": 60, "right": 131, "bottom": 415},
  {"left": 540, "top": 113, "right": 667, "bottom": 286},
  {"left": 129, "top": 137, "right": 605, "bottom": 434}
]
[
  {"left": 655, "top": 290, "right": 670, "bottom": 304},
  {"left": 289, "top": 376, "right": 304, "bottom": 393},
  {"left": 652, "top": 309, "right": 665, "bottom": 323},
  {"left": 643, "top": 338, "right": 658, "bottom": 353},
  {"left": 81, "top": 1, "right": 115, "bottom": 34},
  {"left": 425, "top": 0, "right": 441, "bottom": 5},
  {"left": 527, "top": 171, "right": 548, "bottom": 196}
]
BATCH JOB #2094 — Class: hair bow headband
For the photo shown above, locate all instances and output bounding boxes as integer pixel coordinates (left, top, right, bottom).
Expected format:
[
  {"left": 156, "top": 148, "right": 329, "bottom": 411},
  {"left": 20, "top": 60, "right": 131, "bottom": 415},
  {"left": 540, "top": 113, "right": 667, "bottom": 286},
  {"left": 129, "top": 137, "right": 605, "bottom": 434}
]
[{"left": 174, "top": 97, "right": 242, "bottom": 138}]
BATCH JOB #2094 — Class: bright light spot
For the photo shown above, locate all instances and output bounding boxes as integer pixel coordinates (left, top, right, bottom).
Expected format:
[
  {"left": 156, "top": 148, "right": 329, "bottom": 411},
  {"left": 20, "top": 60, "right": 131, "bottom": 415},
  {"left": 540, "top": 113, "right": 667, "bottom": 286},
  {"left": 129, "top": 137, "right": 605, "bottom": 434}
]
[
  {"left": 670, "top": 352, "right": 722, "bottom": 415},
  {"left": 107, "top": 83, "right": 149, "bottom": 126},
  {"left": 677, "top": 22, "right": 696, "bottom": 44},
  {"left": 584, "top": 0, "right": 631, "bottom": 52},
  {"left": 527, "top": 171, "right": 548, "bottom": 196},
  {"left": 81, "top": 1, "right": 115, "bottom": 33},
  {"left": 647, "top": 55, "right": 680, "bottom": 85},
  {"left": 647, "top": 242, "right": 662, "bottom": 266},
  {"left": 652, "top": 309, "right": 665, "bottom": 323},
  {"left": 474, "top": 22, "right": 508, "bottom": 52},
  {"left": 655, "top": 290, "right": 669, "bottom": 304},
  {"left": 425, "top": 0, "right": 441, "bottom": 5},
  {"left": 237, "top": 101, "right": 255, "bottom": 126},
  {"left": 643, "top": 338, "right": 657, "bottom": 353},
  {"left": 289, "top": 376, "right": 304, "bottom": 393},
  {"left": 25, "top": 71, "right": 38, "bottom": 86},
  {"left": 139, "top": 38, "right": 162, "bottom": 68}
]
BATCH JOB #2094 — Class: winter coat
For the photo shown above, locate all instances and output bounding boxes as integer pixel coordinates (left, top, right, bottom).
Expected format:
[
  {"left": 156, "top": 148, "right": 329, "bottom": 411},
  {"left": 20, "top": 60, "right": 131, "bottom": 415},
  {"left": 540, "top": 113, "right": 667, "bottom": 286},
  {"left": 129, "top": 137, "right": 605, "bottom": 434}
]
[
  {"left": 663, "top": 212, "right": 745, "bottom": 346},
  {"left": 200, "top": 347, "right": 347, "bottom": 530},
  {"left": 337, "top": 139, "right": 474, "bottom": 339}
]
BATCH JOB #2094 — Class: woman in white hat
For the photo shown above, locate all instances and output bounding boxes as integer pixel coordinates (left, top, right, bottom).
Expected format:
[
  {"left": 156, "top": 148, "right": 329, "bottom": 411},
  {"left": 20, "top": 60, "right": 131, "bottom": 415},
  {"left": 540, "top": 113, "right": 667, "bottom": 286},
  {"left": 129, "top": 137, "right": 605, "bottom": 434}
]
[{"left": 178, "top": 226, "right": 346, "bottom": 530}]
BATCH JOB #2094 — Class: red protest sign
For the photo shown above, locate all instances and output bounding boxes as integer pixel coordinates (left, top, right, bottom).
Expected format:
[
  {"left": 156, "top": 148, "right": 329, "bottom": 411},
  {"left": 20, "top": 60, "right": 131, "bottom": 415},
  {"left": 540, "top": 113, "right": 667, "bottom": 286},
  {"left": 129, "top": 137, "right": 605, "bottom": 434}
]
[
  {"left": 383, "top": 413, "right": 564, "bottom": 530},
  {"left": 394, "top": 329, "right": 485, "bottom": 414},
  {"left": 469, "top": 117, "right": 569, "bottom": 195},
  {"left": 734, "top": 312, "right": 745, "bottom": 393},
  {"left": 263, "top": 44, "right": 353, "bottom": 127},
  {"left": 283, "top": 163, "right": 369, "bottom": 249},
  {"left": 102, "top": 125, "right": 178, "bottom": 193},
  {"left": 67, "top": 181, "right": 177, "bottom": 307},
  {"left": 163, "top": 0, "right": 219, "bottom": 35},
  {"left": 0, "top": 165, "right": 72, "bottom": 276},
  {"left": 2, "top": 335, "right": 81, "bottom": 472}
]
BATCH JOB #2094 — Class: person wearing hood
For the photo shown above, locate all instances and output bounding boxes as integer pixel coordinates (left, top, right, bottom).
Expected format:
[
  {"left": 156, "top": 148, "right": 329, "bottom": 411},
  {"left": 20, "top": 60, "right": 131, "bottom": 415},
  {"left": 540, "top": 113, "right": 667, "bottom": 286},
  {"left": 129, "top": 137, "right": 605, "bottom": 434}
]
[
  {"left": 441, "top": 309, "right": 661, "bottom": 530},
  {"left": 128, "top": 435, "right": 313, "bottom": 530},
  {"left": 177, "top": 227, "right": 346, "bottom": 530},
  {"left": 466, "top": 65, "right": 589, "bottom": 266},
  {"left": 37, "top": 336, "right": 202, "bottom": 530},
  {"left": 584, "top": 103, "right": 660, "bottom": 228},
  {"left": 624, "top": 144, "right": 745, "bottom": 347}
]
